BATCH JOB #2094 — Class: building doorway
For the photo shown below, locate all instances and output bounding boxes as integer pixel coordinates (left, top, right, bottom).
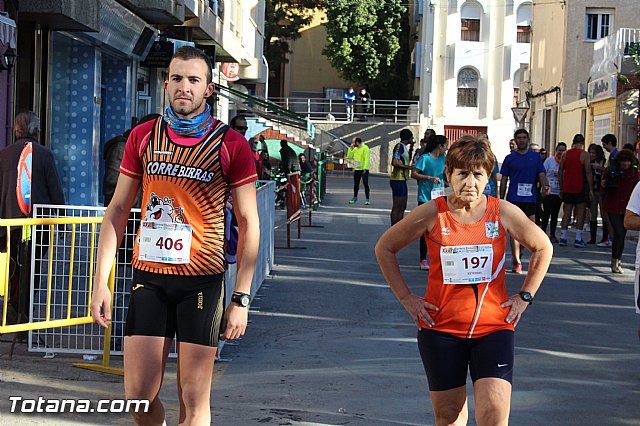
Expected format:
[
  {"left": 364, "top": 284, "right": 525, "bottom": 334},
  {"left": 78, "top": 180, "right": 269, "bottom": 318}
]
[{"left": 444, "top": 125, "right": 488, "bottom": 142}]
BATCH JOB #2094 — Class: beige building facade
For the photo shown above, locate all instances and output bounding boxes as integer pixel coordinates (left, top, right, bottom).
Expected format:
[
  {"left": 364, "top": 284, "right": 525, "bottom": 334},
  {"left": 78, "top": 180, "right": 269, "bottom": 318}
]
[
  {"left": 282, "top": 11, "right": 352, "bottom": 99},
  {"left": 529, "top": 1, "right": 639, "bottom": 152}
]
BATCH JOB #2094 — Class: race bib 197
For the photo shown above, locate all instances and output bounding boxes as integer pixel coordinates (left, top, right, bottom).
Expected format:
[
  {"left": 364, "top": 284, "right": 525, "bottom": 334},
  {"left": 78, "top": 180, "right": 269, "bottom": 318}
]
[{"left": 440, "top": 244, "right": 493, "bottom": 285}]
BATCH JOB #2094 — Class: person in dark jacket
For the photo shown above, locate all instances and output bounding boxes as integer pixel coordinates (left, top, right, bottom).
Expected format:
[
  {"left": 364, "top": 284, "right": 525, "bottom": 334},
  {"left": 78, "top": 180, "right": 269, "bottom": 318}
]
[
  {"left": 299, "top": 153, "right": 313, "bottom": 175},
  {"left": 0, "top": 111, "right": 65, "bottom": 322},
  {"left": 357, "top": 88, "right": 372, "bottom": 121},
  {"left": 279, "top": 140, "right": 301, "bottom": 175}
]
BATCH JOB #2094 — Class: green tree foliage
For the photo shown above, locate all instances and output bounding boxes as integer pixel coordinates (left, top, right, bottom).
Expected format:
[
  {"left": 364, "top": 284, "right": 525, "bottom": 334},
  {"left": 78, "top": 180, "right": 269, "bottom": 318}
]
[
  {"left": 264, "top": 0, "right": 323, "bottom": 72},
  {"left": 322, "top": 0, "right": 405, "bottom": 84}
]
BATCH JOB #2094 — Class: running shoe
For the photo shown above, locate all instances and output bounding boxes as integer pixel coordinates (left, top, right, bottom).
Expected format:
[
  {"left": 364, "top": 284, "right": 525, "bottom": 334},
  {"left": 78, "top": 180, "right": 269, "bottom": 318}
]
[
  {"left": 511, "top": 263, "right": 522, "bottom": 274},
  {"left": 597, "top": 239, "right": 612, "bottom": 247},
  {"left": 420, "top": 260, "right": 430, "bottom": 271},
  {"left": 348, "top": 197, "right": 357, "bottom": 204},
  {"left": 550, "top": 235, "right": 559, "bottom": 244},
  {"left": 559, "top": 238, "right": 567, "bottom": 246},
  {"left": 574, "top": 239, "right": 587, "bottom": 248},
  {"left": 365, "top": 199, "right": 371, "bottom": 205}
]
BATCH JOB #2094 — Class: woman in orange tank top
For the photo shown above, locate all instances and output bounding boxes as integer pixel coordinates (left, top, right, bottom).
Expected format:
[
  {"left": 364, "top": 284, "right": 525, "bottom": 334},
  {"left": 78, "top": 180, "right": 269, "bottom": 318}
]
[{"left": 376, "top": 134, "right": 553, "bottom": 426}]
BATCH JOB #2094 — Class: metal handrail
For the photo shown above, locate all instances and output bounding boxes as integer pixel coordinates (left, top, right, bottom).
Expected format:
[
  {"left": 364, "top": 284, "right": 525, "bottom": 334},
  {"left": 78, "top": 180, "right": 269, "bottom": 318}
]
[
  {"left": 267, "top": 97, "right": 420, "bottom": 124},
  {"left": 216, "top": 85, "right": 313, "bottom": 134}
]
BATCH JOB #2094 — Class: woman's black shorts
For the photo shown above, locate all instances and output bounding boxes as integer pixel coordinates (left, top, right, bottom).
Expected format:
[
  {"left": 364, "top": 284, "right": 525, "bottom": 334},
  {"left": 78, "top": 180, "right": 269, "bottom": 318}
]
[{"left": 417, "top": 328, "right": 515, "bottom": 391}]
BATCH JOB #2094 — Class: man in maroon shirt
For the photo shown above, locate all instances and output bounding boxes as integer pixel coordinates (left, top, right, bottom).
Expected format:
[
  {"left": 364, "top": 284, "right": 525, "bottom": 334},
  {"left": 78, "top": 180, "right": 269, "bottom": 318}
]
[
  {"left": 90, "top": 47, "right": 259, "bottom": 425},
  {"left": 558, "top": 133, "right": 593, "bottom": 247}
]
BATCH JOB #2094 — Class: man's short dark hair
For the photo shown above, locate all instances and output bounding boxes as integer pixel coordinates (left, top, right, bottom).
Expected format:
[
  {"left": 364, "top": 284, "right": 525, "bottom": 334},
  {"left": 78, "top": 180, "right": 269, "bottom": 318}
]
[
  {"left": 170, "top": 46, "right": 213, "bottom": 83},
  {"left": 601, "top": 133, "right": 617, "bottom": 147},
  {"left": 514, "top": 128, "right": 529, "bottom": 139},
  {"left": 572, "top": 133, "right": 585, "bottom": 145},
  {"left": 400, "top": 129, "right": 413, "bottom": 141},
  {"left": 230, "top": 114, "right": 246, "bottom": 128}
]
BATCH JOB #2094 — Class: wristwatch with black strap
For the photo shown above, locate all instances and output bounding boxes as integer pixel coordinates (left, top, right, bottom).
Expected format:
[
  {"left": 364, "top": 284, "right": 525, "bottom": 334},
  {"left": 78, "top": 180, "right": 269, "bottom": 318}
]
[
  {"left": 519, "top": 291, "right": 533, "bottom": 304},
  {"left": 231, "top": 292, "right": 250, "bottom": 308}
]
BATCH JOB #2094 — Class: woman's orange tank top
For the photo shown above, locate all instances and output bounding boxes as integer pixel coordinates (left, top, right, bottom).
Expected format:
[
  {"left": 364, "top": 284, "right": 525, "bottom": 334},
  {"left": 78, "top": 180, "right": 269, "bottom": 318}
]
[{"left": 420, "top": 196, "right": 514, "bottom": 338}]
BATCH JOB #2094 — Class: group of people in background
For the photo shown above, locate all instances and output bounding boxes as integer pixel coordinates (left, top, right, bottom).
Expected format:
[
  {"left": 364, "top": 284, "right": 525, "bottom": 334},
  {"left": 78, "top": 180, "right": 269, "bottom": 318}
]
[
  {"left": 540, "top": 133, "right": 639, "bottom": 274},
  {"left": 344, "top": 87, "right": 372, "bottom": 122},
  {"left": 373, "top": 126, "right": 640, "bottom": 276},
  {"left": 230, "top": 114, "right": 313, "bottom": 182}
]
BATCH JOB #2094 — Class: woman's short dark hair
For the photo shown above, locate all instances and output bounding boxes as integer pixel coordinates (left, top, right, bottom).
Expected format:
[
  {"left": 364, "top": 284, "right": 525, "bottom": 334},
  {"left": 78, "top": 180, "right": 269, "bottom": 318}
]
[{"left": 446, "top": 134, "right": 495, "bottom": 177}]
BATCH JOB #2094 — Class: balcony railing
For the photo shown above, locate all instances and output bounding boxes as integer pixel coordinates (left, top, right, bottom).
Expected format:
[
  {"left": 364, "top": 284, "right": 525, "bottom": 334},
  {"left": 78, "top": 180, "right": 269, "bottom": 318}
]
[
  {"left": 267, "top": 98, "right": 420, "bottom": 124},
  {"left": 591, "top": 28, "right": 640, "bottom": 79}
]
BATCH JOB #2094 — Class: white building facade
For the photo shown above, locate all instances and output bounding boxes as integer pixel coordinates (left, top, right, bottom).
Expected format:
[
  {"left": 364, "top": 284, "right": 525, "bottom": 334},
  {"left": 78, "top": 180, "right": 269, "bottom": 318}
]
[{"left": 415, "top": 0, "right": 531, "bottom": 162}]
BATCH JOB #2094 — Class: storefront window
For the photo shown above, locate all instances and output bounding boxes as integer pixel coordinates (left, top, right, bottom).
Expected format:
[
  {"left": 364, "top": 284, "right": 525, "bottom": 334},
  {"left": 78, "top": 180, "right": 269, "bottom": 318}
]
[
  {"left": 50, "top": 32, "right": 132, "bottom": 206},
  {"left": 50, "top": 32, "right": 98, "bottom": 206},
  {"left": 593, "top": 114, "right": 611, "bottom": 145},
  {"left": 99, "top": 54, "right": 131, "bottom": 204}
]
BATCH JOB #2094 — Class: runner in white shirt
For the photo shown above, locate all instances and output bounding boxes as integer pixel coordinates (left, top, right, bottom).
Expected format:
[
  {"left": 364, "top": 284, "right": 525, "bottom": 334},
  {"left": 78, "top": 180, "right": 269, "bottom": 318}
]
[{"left": 623, "top": 181, "right": 640, "bottom": 341}]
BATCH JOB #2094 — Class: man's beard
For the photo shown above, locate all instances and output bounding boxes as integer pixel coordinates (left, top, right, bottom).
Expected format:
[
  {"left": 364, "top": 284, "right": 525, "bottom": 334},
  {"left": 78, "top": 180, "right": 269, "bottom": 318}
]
[{"left": 172, "top": 97, "right": 204, "bottom": 117}]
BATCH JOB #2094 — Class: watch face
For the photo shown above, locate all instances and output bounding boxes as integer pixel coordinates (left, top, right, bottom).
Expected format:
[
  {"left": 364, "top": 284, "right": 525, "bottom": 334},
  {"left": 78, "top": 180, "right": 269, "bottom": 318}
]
[
  {"left": 241, "top": 295, "right": 250, "bottom": 306},
  {"left": 520, "top": 292, "right": 532, "bottom": 301}
]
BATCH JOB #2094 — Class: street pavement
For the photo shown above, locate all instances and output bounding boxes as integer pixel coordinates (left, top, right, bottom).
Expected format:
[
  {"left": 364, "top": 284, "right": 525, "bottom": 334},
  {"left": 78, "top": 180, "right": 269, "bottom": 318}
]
[{"left": 1, "top": 174, "right": 640, "bottom": 425}]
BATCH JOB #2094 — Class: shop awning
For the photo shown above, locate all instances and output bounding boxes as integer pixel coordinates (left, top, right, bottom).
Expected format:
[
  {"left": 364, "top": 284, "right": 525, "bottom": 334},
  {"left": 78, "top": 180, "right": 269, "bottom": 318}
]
[{"left": 0, "top": 14, "right": 16, "bottom": 49}]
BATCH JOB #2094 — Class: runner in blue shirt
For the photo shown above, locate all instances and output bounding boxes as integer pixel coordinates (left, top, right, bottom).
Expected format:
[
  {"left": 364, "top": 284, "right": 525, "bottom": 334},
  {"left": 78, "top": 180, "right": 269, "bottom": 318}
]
[{"left": 500, "top": 129, "right": 550, "bottom": 273}]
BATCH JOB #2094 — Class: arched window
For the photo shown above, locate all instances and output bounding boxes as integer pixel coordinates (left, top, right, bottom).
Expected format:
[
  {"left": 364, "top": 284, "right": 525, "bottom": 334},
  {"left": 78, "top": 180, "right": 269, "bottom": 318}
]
[
  {"left": 516, "top": 3, "right": 532, "bottom": 43},
  {"left": 457, "top": 68, "right": 479, "bottom": 107},
  {"left": 461, "top": 3, "right": 481, "bottom": 42}
]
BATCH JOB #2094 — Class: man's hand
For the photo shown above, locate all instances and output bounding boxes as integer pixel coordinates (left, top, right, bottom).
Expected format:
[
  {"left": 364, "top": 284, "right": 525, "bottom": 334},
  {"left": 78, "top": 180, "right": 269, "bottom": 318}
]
[
  {"left": 90, "top": 285, "right": 112, "bottom": 329},
  {"left": 220, "top": 305, "right": 249, "bottom": 340}
]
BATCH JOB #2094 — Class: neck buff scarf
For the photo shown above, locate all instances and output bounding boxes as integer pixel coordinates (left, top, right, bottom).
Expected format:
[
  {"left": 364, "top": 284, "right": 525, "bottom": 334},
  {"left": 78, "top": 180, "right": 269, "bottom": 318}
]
[{"left": 164, "top": 103, "right": 214, "bottom": 138}]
